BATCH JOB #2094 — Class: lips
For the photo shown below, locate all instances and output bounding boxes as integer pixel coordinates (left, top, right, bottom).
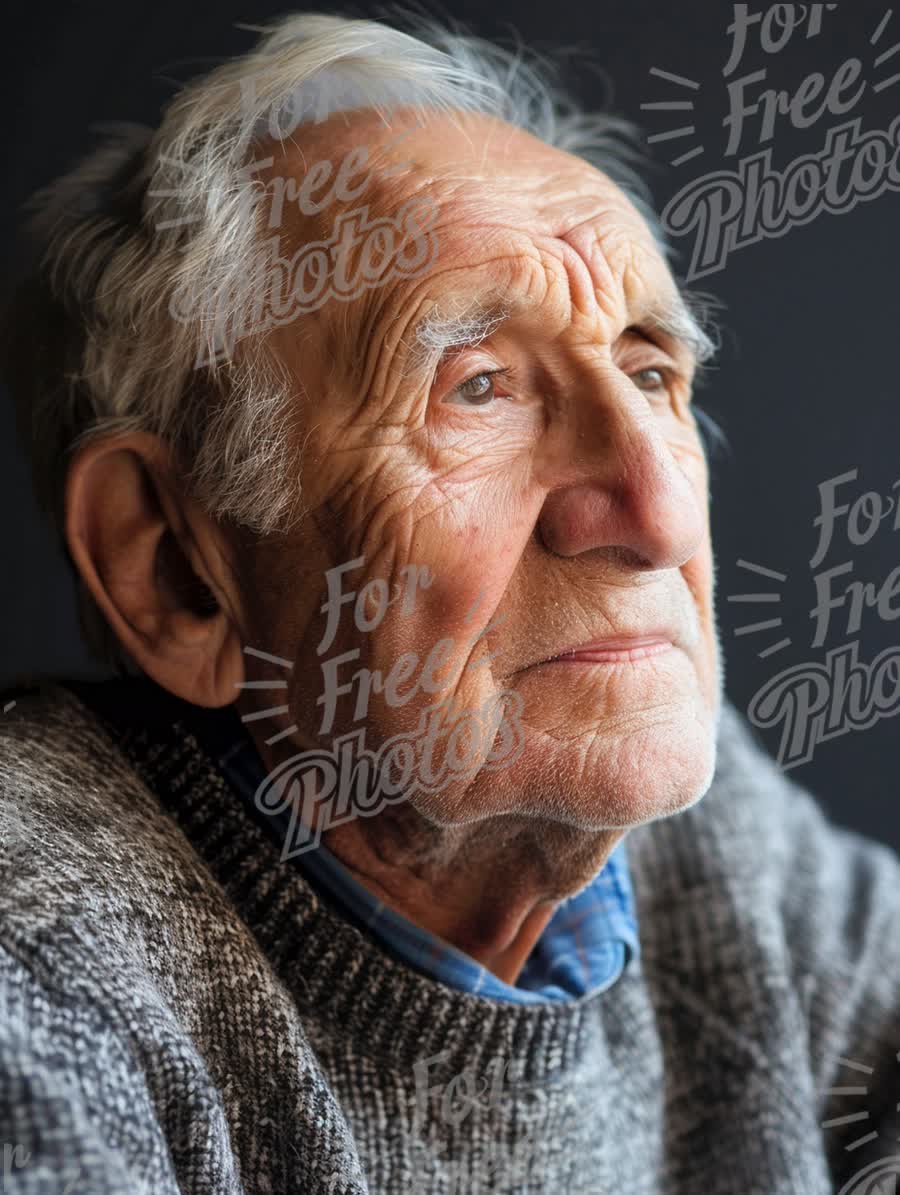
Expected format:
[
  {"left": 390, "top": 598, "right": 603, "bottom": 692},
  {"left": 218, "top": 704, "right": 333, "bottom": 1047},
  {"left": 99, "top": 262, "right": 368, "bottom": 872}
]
[{"left": 541, "top": 634, "right": 676, "bottom": 665}]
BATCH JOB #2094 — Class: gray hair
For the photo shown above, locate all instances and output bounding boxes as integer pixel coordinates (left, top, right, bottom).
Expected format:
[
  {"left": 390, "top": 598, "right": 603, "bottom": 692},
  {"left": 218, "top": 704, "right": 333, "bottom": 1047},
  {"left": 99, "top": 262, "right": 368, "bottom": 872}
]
[{"left": 1, "top": 10, "right": 715, "bottom": 668}]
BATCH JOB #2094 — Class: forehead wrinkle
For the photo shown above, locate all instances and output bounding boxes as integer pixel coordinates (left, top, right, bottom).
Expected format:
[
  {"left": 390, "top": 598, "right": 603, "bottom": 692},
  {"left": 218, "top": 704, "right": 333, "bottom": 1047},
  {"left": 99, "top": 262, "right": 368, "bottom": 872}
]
[{"left": 611, "top": 239, "right": 716, "bottom": 367}]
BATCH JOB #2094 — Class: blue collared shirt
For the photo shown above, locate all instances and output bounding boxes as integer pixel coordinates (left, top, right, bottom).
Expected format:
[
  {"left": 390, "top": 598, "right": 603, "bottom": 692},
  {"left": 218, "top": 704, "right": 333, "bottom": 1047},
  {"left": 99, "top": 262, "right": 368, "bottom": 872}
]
[{"left": 188, "top": 701, "right": 641, "bottom": 1004}]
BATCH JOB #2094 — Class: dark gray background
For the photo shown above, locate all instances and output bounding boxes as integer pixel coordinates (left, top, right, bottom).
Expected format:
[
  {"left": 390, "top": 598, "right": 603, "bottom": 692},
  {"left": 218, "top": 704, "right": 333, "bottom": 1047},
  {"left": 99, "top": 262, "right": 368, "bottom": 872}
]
[{"left": 2, "top": 1, "right": 899, "bottom": 846}]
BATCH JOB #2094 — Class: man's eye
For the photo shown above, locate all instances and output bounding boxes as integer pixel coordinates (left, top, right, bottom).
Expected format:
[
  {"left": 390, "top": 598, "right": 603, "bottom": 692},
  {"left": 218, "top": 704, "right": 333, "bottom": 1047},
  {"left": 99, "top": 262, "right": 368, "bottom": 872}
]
[
  {"left": 444, "top": 371, "right": 500, "bottom": 406},
  {"left": 631, "top": 367, "right": 668, "bottom": 394}
]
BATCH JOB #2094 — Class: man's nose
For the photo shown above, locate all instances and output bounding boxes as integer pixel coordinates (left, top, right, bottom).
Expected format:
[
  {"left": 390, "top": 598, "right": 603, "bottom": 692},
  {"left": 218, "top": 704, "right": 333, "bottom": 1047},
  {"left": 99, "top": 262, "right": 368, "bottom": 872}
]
[{"left": 536, "top": 377, "right": 705, "bottom": 570}]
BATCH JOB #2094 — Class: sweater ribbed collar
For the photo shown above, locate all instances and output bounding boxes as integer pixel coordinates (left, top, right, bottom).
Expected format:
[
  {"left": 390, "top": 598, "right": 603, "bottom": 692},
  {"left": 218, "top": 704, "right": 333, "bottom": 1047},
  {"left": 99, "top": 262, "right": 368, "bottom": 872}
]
[{"left": 63, "top": 676, "right": 643, "bottom": 1085}]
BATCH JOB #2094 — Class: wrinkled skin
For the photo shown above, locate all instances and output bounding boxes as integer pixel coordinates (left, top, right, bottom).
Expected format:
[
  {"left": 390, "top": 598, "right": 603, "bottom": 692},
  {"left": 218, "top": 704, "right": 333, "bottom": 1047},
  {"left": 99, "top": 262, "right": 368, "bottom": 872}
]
[
  {"left": 67, "top": 107, "right": 723, "bottom": 980},
  {"left": 232, "top": 108, "right": 723, "bottom": 970}
]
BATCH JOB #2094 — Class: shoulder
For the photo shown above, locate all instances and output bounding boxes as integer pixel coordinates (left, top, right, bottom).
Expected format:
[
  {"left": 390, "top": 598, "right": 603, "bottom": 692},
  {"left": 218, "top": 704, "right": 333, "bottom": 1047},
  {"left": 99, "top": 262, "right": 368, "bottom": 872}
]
[
  {"left": 0, "top": 678, "right": 201, "bottom": 895},
  {"left": 630, "top": 696, "right": 900, "bottom": 919},
  {"left": 0, "top": 682, "right": 365, "bottom": 1191},
  {"left": 0, "top": 679, "right": 240, "bottom": 995},
  {"left": 628, "top": 697, "right": 900, "bottom": 1028}
]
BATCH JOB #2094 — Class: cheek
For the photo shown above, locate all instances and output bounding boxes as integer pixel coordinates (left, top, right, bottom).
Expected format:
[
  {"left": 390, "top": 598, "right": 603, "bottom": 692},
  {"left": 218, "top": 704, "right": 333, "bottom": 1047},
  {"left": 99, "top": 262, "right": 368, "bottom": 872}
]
[
  {"left": 687, "top": 559, "right": 715, "bottom": 634},
  {"left": 671, "top": 434, "right": 713, "bottom": 583},
  {"left": 681, "top": 544, "right": 718, "bottom": 701},
  {"left": 428, "top": 406, "right": 544, "bottom": 477},
  {"left": 668, "top": 421, "right": 709, "bottom": 484}
]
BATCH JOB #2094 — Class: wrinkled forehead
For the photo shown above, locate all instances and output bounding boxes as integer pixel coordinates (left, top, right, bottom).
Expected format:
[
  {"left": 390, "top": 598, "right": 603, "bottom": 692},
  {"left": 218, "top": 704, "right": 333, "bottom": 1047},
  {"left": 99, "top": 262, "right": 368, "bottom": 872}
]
[
  {"left": 251, "top": 107, "right": 680, "bottom": 361},
  {"left": 255, "top": 105, "right": 662, "bottom": 253}
]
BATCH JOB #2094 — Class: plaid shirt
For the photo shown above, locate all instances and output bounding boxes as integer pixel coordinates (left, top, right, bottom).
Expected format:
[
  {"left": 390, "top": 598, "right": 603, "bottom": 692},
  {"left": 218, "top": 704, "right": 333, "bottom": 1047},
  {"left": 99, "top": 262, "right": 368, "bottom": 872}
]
[{"left": 185, "top": 699, "right": 640, "bottom": 1005}]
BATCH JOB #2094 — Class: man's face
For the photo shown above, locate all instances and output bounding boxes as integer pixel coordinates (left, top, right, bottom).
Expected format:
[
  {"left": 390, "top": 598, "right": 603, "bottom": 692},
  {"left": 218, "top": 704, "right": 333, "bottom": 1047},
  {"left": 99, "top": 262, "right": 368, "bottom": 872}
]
[{"left": 237, "top": 107, "right": 721, "bottom": 834}]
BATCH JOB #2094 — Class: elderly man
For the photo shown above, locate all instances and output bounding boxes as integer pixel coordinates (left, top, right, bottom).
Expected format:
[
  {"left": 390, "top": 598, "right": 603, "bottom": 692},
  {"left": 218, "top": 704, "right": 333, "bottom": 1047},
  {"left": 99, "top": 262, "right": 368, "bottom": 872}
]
[{"left": 1, "top": 11, "right": 899, "bottom": 1195}]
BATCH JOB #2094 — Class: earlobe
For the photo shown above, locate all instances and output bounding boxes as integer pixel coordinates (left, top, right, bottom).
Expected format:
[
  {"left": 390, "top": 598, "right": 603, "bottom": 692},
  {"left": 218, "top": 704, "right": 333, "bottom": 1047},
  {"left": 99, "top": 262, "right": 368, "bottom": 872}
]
[{"left": 64, "top": 432, "right": 246, "bottom": 708}]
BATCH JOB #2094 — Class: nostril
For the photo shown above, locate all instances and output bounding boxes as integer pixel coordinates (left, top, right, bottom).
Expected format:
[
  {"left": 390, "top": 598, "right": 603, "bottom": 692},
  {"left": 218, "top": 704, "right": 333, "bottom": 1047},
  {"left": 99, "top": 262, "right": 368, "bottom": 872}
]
[
  {"left": 602, "top": 545, "right": 654, "bottom": 570},
  {"left": 534, "top": 511, "right": 651, "bottom": 570}
]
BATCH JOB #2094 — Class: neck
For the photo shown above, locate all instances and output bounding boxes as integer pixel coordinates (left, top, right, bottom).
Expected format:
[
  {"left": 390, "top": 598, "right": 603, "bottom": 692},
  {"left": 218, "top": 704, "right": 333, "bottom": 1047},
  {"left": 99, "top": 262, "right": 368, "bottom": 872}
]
[
  {"left": 320, "top": 801, "right": 622, "bottom": 985},
  {"left": 242, "top": 712, "right": 623, "bottom": 986}
]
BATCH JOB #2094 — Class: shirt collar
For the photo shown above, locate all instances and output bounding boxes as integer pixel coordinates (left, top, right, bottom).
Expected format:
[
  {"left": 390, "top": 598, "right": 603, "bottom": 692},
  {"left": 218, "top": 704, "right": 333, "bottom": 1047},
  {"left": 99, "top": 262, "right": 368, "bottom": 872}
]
[{"left": 186, "top": 697, "right": 641, "bottom": 1004}]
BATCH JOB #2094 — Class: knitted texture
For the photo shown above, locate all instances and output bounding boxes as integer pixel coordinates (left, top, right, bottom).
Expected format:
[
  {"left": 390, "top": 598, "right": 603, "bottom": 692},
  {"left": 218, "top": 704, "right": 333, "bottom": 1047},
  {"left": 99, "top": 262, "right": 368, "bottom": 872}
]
[{"left": 1, "top": 680, "right": 900, "bottom": 1194}]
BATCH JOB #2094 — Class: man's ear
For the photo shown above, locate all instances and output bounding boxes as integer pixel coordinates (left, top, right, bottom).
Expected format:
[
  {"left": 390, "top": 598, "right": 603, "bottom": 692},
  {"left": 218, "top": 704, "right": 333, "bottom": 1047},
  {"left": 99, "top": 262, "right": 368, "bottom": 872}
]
[{"left": 64, "top": 431, "right": 246, "bottom": 707}]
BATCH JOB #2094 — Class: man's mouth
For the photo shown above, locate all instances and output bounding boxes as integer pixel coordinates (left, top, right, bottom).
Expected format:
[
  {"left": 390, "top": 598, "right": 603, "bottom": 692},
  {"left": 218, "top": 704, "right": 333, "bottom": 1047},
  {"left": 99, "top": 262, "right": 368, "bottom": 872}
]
[{"left": 541, "top": 635, "right": 675, "bottom": 665}]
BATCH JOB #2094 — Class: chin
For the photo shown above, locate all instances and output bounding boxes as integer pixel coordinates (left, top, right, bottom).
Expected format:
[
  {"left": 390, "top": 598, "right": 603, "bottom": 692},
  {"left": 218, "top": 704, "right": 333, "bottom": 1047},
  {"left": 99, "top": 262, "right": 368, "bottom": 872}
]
[
  {"left": 408, "top": 692, "right": 720, "bottom": 832},
  {"left": 400, "top": 635, "right": 725, "bottom": 832},
  {"left": 585, "top": 713, "right": 720, "bottom": 829}
]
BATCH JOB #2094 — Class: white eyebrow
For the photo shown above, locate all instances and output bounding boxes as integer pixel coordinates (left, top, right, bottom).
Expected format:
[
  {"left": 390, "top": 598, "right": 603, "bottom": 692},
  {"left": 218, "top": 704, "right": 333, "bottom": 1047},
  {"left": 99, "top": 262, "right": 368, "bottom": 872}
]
[
  {"left": 406, "top": 289, "right": 719, "bottom": 373},
  {"left": 411, "top": 301, "right": 513, "bottom": 366},
  {"left": 647, "top": 294, "right": 719, "bottom": 367}
]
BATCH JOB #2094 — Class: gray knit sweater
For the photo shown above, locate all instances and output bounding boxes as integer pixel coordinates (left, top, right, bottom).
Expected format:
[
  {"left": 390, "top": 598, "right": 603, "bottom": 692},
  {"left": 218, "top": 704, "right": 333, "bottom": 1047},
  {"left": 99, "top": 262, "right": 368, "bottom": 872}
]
[{"left": 1, "top": 680, "right": 900, "bottom": 1195}]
